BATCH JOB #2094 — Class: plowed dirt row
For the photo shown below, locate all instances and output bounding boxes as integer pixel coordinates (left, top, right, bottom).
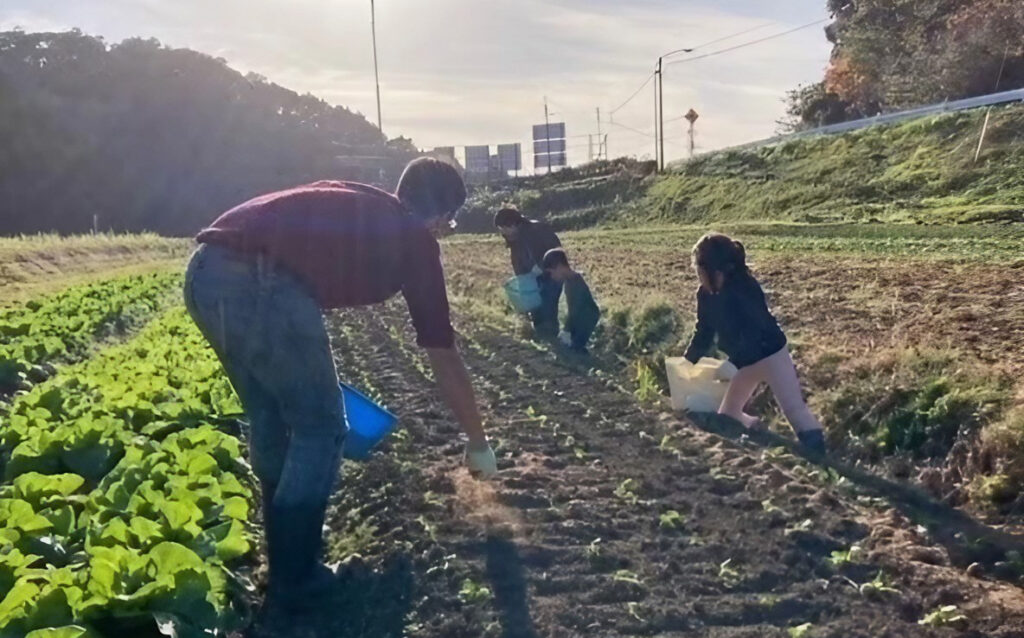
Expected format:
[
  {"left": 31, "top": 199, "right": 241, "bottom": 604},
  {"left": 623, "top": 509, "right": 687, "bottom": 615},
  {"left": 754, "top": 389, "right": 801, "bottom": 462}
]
[{"left": 249, "top": 302, "right": 1024, "bottom": 638}]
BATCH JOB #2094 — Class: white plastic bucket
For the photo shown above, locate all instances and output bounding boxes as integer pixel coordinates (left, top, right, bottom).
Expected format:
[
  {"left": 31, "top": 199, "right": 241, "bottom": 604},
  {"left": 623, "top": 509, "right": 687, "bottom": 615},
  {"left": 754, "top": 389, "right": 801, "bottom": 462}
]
[{"left": 665, "top": 357, "right": 733, "bottom": 413}]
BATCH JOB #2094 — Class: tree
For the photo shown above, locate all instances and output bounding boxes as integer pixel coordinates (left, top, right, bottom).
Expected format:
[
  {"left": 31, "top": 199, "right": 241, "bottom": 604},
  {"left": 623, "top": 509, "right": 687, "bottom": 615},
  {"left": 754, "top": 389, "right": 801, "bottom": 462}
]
[
  {"left": 787, "top": 0, "right": 1024, "bottom": 124},
  {"left": 0, "top": 30, "right": 420, "bottom": 235}
]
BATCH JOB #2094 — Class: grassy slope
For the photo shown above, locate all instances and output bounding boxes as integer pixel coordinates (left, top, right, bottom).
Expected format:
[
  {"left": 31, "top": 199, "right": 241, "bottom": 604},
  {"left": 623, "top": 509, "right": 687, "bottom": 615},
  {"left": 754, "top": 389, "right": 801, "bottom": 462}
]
[
  {"left": 458, "top": 159, "right": 653, "bottom": 233},
  {"left": 459, "top": 103, "right": 1024, "bottom": 230},
  {"left": 632, "top": 103, "right": 1024, "bottom": 226}
]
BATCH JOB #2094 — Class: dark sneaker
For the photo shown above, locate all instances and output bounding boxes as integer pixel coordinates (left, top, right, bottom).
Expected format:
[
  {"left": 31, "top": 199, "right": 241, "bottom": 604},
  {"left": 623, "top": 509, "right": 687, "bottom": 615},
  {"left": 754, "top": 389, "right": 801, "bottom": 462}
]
[{"left": 796, "top": 429, "right": 827, "bottom": 456}]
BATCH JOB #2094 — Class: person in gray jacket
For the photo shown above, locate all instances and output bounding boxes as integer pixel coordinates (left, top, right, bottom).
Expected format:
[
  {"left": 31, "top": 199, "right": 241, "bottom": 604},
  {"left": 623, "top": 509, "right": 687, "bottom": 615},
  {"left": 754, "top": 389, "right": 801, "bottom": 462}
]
[{"left": 494, "top": 207, "right": 562, "bottom": 338}]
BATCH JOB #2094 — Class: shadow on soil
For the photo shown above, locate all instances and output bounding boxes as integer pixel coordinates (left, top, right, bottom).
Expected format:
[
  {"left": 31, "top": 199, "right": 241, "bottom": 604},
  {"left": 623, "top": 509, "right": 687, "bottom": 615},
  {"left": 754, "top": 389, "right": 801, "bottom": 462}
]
[
  {"left": 484, "top": 536, "right": 541, "bottom": 638},
  {"left": 247, "top": 556, "right": 414, "bottom": 638},
  {"left": 688, "top": 412, "right": 1024, "bottom": 582}
]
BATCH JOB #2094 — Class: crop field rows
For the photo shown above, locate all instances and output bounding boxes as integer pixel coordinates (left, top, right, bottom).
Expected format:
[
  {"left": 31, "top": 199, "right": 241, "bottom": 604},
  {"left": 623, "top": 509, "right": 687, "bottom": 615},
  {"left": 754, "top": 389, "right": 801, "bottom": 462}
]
[
  {"left": 2, "top": 224, "right": 1024, "bottom": 638},
  {"left": 0, "top": 268, "right": 256, "bottom": 638},
  {"left": 445, "top": 227, "right": 1024, "bottom": 516},
  {"left": 248, "top": 299, "right": 1024, "bottom": 638},
  {"left": 446, "top": 225, "right": 1024, "bottom": 372},
  {"left": 0, "top": 272, "right": 184, "bottom": 395}
]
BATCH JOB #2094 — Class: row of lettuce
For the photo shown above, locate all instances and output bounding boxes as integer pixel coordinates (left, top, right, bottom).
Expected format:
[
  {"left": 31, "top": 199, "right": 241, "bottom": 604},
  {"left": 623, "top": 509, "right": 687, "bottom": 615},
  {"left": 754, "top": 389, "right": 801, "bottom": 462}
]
[
  {"left": 1, "top": 294, "right": 254, "bottom": 638},
  {"left": 0, "top": 272, "right": 181, "bottom": 395}
]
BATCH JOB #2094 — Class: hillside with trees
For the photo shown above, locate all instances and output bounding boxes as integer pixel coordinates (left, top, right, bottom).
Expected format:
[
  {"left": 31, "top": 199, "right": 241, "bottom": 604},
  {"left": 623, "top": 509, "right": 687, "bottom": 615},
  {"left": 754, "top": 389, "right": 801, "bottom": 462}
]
[
  {"left": 785, "top": 0, "right": 1024, "bottom": 129},
  {"left": 0, "top": 30, "right": 418, "bottom": 235}
]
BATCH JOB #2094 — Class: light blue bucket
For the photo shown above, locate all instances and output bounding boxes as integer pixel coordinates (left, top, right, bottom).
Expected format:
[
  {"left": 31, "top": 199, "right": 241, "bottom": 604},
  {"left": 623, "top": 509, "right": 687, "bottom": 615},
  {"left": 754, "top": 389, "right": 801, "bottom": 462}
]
[
  {"left": 340, "top": 383, "right": 398, "bottom": 460},
  {"left": 504, "top": 274, "right": 542, "bottom": 313}
]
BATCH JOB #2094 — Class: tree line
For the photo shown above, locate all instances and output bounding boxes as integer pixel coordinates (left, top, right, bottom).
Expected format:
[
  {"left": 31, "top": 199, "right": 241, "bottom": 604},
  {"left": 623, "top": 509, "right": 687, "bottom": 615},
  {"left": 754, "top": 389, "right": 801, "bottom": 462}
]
[
  {"left": 784, "top": 0, "right": 1024, "bottom": 130},
  {"left": 0, "top": 30, "right": 418, "bottom": 236}
]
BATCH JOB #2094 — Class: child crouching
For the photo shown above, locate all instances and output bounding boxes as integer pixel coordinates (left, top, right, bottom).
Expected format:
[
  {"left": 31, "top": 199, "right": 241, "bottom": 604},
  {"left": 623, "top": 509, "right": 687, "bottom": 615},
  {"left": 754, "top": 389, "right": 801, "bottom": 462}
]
[
  {"left": 542, "top": 248, "right": 599, "bottom": 354},
  {"left": 682, "top": 233, "right": 827, "bottom": 455}
]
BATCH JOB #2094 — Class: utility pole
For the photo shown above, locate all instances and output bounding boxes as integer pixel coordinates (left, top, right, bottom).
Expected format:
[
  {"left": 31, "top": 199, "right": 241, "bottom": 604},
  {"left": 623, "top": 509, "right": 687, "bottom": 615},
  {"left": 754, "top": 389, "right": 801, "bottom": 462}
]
[
  {"left": 657, "top": 57, "right": 665, "bottom": 171},
  {"left": 653, "top": 65, "right": 660, "bottom": 168},
  {"left": 607, "top": 113, "right": 613, "bottom": 160},
  {"left": 595, "top": 107, "right": 604, "bottom": 160},
  {"left": 655, "top": 46, "right": 693, "bottom": 171},
  {"left": 370, "top": 0, "right": 383, "bottom": 135},
  {"left": 544, "top": 96, "right": 552, "bottom": 174}
]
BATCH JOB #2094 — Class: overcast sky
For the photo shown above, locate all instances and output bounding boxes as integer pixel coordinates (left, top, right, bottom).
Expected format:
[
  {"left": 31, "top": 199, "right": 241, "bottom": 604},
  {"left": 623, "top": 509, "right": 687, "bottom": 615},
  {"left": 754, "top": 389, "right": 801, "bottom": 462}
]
[{"left": 2, "top": 0, "right": 833, "bottom": 166}]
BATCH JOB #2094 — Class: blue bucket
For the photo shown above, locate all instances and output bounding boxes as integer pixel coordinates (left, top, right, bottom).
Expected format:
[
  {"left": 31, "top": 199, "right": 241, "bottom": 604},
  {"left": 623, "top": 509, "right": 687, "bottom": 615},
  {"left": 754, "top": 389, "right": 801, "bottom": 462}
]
[
  {"left": 340, "top": 383, "right": 398, "bottom": 460},
  {"left": 504, "top": 275, "right": 542, "bottom": 313}
]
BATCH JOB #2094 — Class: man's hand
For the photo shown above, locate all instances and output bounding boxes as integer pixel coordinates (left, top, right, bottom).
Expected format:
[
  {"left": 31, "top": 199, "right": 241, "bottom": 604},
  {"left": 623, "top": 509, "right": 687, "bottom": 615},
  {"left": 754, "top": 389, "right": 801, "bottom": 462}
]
[{"left": 465, "top": 440, "right": 498, "bottom": 478}]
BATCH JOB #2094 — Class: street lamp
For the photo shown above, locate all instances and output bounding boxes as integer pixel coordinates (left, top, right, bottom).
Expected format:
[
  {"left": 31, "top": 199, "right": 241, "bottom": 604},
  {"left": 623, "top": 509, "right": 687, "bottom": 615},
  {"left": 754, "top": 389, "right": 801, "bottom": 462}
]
[{"left": 655, "top": 46, "right": 694, "bottom": 171}]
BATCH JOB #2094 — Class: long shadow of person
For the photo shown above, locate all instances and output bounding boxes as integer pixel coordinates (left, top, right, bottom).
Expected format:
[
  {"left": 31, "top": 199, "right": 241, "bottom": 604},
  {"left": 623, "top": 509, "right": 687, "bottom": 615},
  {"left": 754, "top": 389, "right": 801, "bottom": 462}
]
[
  {"left": 246, "top": 554, "right": 414, "bottom": 638},
  {"left": 687, "top": 411, "right": 1024, "bottom": 584},
  {"left": 485, "top": 535, "right": 540, "bottom": 638}
]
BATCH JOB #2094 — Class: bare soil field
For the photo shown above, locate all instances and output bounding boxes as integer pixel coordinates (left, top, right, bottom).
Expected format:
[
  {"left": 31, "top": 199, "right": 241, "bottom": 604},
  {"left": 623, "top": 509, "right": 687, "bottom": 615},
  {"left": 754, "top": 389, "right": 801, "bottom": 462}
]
[{"left": 249, "top": 297, "right": 1024, "bottom": 638}]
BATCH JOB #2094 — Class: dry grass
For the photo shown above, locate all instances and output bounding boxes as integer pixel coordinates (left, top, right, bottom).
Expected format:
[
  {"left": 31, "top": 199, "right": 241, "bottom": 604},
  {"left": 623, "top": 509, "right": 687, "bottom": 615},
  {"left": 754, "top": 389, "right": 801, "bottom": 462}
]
[{"left": 0, "top": 233, "right": 191, "bottom": 306}]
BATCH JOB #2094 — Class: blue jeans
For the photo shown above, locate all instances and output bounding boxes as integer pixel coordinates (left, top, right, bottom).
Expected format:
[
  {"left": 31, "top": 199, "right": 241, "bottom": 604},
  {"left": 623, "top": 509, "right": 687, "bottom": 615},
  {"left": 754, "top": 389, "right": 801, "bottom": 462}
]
[{"left": 184, "top": 244, "right": 345, "bottom": 588}]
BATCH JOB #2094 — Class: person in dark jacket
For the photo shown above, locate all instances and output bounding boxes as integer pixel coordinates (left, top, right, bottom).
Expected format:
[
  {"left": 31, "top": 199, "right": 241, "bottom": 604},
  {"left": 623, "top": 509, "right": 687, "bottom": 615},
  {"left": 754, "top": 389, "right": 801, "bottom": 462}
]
[
  {"left": 184, "top": 158, "right": 497, "bottom": 612},
  {"left": 494, "top": 207, "right": 562, "bottom": 338},
  {"left": 542, "top": 248, "right": 599, "bottom": 353},
  {"left": 682, "top": 233, "right": 826, "bottom": 454}
]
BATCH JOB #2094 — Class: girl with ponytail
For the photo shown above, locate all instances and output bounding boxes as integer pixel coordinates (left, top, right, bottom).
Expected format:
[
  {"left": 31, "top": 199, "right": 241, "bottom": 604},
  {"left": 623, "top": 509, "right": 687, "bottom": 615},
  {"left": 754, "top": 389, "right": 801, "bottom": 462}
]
[{"left": 683, "top": 233, "right": 827, "bottom": 455}]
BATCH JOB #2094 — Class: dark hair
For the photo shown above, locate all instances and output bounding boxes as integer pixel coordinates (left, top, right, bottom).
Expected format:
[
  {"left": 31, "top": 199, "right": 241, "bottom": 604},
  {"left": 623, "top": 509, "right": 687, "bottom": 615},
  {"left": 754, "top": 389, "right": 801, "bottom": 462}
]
[
  {"left": 541, "top": 247, "right": 570, "bottom": 271},
  {"left": 692, "top": 232, "right": 749, "bottom": 290},
  {"left": 493, "top": 207, "right": 525, "bottom": 228},
  {"left": 395, "top": 157, "right": 466, "bottom": 220}
]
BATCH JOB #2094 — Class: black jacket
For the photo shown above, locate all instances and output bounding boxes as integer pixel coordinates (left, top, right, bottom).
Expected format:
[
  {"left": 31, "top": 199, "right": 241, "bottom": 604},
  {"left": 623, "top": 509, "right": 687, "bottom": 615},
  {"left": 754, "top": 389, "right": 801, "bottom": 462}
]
[
  {"left": 505, "top": 219, "right": 561, "bottom": 275},
  {"left": 683, "top": 273, "right": 787, "bottom": 369}
]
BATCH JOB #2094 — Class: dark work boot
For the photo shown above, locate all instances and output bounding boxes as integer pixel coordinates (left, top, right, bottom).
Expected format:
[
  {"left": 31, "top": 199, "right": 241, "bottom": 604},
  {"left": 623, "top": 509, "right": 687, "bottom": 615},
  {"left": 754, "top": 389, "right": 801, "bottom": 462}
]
[
  {"left": 265, "top": 502, "right": 336, "bottom": 611},
  {"left": 796, "top": 429, "right": 827, "bottom": 456}
]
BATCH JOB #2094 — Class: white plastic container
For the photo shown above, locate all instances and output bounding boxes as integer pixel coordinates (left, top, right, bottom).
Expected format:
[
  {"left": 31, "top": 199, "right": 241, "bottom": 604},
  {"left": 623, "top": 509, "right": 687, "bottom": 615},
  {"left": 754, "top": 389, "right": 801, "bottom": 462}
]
[{"left": 664, "top": 357, "right": 734, "bottom": 413}]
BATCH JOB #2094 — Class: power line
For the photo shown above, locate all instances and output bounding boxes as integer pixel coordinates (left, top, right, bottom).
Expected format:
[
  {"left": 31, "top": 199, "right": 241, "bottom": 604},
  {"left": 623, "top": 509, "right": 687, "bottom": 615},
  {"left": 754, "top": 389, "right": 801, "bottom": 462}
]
[
  {"left": 607, "top": 119, "right": 656, "bottom": 138},
  {"left": 546, "top": 97, "right": 595, "bottom": 123},
  {"left": 684, "top": 22, "right": 774, "bottom": 52},
  {"left": 610, "top": 72, "right": 655, "bottom": 115},
  {"left": 665, "top": 17, "right": 830, "bottom": 68},
  {"left": 607, "top": 22, "right": 776, "bottom": 116}
]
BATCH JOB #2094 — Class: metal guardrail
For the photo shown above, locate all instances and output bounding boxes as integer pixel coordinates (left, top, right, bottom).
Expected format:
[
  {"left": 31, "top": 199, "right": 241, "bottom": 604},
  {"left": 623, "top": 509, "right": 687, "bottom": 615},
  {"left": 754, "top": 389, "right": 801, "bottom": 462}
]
[{"left": 678, "top": 88, "right": 1024, "bottom": 162}]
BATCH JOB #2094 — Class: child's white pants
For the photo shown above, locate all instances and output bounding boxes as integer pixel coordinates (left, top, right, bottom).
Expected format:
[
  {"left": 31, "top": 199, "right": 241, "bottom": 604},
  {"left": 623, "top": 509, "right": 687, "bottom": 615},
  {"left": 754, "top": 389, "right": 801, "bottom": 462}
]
[{"left": 719, "top": 346, "right": 823, "bottom": 433}]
